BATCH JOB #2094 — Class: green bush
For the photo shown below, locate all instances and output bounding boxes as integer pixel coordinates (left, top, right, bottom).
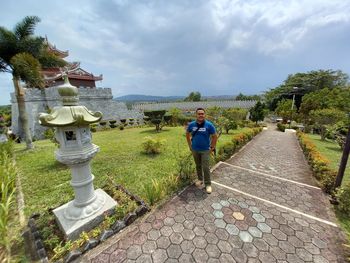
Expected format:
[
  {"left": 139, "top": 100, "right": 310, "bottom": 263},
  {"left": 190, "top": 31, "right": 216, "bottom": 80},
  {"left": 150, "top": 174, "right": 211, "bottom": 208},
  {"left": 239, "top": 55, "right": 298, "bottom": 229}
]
[
  {"left": 142, "top": 137, "right": 166, "bottom": 154},
  {"left": 216, "top": 128, "right": 262, "bottom": 162},
  {"left": 0, "top": 146, "right": 17, "bottom": 261},
  {"left": 277, "top": 123, "right": 286, "bottom": 132},
  {"left": 176, "top": 152, "right": 195, "bottom": 182},
  {"left": 143, "top": 179, "right": 165, "bottom": 205},
  {"left": 90, "top": 124, "right": 97, "bottom": 132},
  {"left": 335, "top": 182, "right": 350, "bottom": 216}
]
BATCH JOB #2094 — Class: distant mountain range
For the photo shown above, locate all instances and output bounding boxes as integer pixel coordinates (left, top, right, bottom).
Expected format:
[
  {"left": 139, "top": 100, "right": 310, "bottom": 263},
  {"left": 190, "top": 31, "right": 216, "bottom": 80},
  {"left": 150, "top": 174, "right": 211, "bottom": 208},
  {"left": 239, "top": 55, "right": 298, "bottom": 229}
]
[{"left": 114, "top": 94, "right": 236, "bottom": 102}]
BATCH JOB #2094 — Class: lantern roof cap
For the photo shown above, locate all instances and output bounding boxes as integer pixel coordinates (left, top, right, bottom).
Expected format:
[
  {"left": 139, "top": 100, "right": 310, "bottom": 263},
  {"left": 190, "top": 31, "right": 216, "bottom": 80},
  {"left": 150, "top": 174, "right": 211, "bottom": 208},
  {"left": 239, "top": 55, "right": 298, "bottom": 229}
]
[{"left": 39, "top": 75, "right": 102, "bottom": 127}]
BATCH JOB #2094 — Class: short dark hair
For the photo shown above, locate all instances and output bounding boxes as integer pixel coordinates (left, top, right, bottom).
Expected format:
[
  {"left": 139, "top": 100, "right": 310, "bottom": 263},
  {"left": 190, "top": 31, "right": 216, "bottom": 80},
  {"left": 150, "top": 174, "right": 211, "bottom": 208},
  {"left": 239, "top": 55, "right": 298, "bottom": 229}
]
[{"left": 196, "top": 107, "right": 205, "bottom": 113}]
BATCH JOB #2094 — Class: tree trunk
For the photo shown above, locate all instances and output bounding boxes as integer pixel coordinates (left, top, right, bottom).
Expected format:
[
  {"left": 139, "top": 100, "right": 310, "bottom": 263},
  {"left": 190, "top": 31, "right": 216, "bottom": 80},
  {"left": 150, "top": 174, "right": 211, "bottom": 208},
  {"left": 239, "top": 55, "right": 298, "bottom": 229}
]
[
  {"left": 320, "top": 126, "right": 326, "bottom": 141},
  {"left": 13, "top": 77, "right": 33, "bottom": 149}
]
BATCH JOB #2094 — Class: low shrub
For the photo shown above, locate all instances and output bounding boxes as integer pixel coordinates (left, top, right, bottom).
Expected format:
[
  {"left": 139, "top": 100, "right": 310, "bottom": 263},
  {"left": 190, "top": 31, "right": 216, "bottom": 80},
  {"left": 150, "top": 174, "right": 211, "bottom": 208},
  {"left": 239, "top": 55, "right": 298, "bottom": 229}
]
[
  {"left": 176, "top": 152, "right": 195, "bottom": 182},
  {"left": 90, "top": 124, "right": 98, "bottom": 132},
  {"left": 142, "top": 137, "right": 166, "bottom": 154},
  {"left": 296, "top": 131, "right": 337, "bottom": 193},
  {"left": 277, "top": 123, "right": 286, "bottom": 132},
  {"left": 0, "top": 144, "right": 17, "bottom": 262},
  {"left": 143, "top": 179, "right": 165, "bottom": 205},
  {"left": 216, "top": 127, "right": 262, "bottom": 162},
  {"left": 335, "top": 182, "right": 350, "bottom": 216}
]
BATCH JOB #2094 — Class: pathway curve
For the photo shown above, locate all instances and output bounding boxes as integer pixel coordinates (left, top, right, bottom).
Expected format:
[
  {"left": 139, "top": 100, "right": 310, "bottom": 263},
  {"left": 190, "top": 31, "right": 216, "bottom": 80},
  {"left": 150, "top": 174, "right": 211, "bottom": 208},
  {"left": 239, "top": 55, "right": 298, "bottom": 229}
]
[{"left": 82, "top": 127, "right": 347, "bottom": 262}]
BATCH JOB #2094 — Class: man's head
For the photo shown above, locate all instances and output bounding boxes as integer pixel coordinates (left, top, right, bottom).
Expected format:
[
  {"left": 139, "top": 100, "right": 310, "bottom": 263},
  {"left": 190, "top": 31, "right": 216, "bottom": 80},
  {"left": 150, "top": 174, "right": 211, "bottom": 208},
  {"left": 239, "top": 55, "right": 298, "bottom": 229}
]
[{"left": 196, "top": 108, "right": 206, "bottom": 123}]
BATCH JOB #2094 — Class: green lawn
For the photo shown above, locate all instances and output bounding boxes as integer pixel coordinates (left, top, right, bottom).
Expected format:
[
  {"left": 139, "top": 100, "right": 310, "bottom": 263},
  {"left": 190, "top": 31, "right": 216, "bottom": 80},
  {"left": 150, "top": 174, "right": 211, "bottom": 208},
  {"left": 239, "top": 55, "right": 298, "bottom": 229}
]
[
  {"left": 307, "top": 134, "right": 350, "bottom": 185},
  {"left": 306, "top": 133, "right": 350, "bottom": 242},
  {"left": 15, "top": 126, "right": 246, "bottom": 217}
]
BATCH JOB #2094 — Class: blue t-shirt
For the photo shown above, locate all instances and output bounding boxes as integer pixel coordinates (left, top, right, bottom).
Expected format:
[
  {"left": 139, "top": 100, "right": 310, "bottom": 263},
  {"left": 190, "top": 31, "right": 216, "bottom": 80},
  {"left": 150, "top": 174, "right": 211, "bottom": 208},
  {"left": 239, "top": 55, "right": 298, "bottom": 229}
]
[{"left": 187, "top": 120, "right": 216, "bottom": 151}]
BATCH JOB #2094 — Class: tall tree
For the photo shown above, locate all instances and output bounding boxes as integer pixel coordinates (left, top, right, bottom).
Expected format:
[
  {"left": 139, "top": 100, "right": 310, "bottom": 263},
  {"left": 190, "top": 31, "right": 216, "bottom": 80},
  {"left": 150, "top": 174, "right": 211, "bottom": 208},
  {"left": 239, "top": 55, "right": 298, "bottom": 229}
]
[
  {"left": 0, "top": 16, "right": 65, "bottom": 149},
  {"left": 249, "top": 101, "right": 266, "bottom": 124},
  {"left": 265, "top": 69, "right": 349, "bottom": 111},
  {"left": 184, "top": 91, "right": 201, "bottom": 102}
]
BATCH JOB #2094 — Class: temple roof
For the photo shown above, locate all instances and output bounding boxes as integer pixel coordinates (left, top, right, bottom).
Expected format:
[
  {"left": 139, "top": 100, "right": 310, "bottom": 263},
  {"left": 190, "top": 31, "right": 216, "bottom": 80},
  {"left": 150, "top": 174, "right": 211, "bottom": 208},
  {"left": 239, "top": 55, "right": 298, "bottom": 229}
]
[
  {"left": 44, "top": 36, "right": 69, "bottom": 58},
  {"left": 42, "top": 38, "right": 103, "bottom": 87}
]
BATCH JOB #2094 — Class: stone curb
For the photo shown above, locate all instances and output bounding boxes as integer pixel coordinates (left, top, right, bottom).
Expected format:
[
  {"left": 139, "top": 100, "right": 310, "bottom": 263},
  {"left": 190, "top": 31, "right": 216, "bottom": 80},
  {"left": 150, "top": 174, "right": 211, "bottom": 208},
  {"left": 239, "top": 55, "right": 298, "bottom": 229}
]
[{"left": 24, "top": 184, "right": 150, "bottom": 263}]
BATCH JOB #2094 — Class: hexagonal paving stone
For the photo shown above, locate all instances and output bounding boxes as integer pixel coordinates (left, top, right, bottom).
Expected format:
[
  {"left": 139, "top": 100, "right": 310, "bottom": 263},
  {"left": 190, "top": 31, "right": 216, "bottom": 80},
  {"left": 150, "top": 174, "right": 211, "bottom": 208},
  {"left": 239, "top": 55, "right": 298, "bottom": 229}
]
[
  {"left": 214, "top": 219, "right": 227, "bottom": 229},
  {"left": 170, "top": 232, "right": 183, "bottom": 244},
  {"left": 252, "top": 213, "right": 265, "bottom": 222},
  {"left": 126, "top": 245, "right": 142, "bottom": 260},
  {"left": 238, "top": 201, "right": 249, "bottom": 208},
  {"left": 156, "top": 236, "right": 171, "bottom": 249},
  {"left": 248, "top": 226, "right": 263, "bottom": 238},
  {"left": 213, "top": 210, "right": 224, "bottom": 219},
  {"left": 182, "top": 228, "right": 196, "bottom": 240},
  {"left": 147, "top": 229, "right": 161, "bottom": 240},
  {"left": 142, "top": 240, "right": 157, "bottom": 254},
  {"left": 242, "top": 243, "right": 258, "bottom": 257},
  {"left": 232, "top": 212, "right": 245, "bottom": 220},
  {"left": 215, "top": 228, "right": 229, "bottom": 240},
  {"left": 239, "top": 231, "right": 253, "bottom": 243},
  {"left": 206, "top": 244, "right": 221, "bottom": 258},
  {"left": 193, "top": 248, "right": 209, "bottom": 262},
  {"left": 172, "top": 222, "right": 185, "bottom": 233},
  {"left": 220, "top": 200, "right": 230, "bottom": 207},
  {"left": 180, "top": 240, "right": 195, "bottom": 254},
  {"left": 193, "top": 236, "right": 207, "bottom": 249},
  {"left": 217, "top": 240, "right": 232, "bottom": 253},
  {"left": 136, "top": 254, "right": 152, "bottom": 263},
  {"left": 248, "top": 206, "right": 260, "bottom": 213},
  {"left": 211, "top": 203, "right": 223, "bottom": 210},
  {"left": 228, "top": 197, "right": 238, "bottom": 204},
  {"left": 252, "top": 238, "right": 269, "bottom": 251},
  {"left": 152, "top": 248, "right": 168, "bottom": 262},
  {"left": 257, "top": 222, "right": 272, "bottom": 233},
  {"left": 160, "top": 226, "right": 173, "bottom": 237},
  {"left": 272, "top": 229, "right": 287, "bottom": 241},
  {"left": 167, "top": 244, "right": 182, "bottom": 259},
  {"left": 259, "top": 251, "right": 277, "bottom": 262},
  {"left": 231, "top": 248, "right": 248, "bottom": 262},
  {"left": 178, "top": 253, "right": 195, "bottom": 262},
  {"left": 225, "top": 224, "right": 239, "bottom": 235},
  {"left": 205, "top": 232, "right": 219, "bottom": 244}
]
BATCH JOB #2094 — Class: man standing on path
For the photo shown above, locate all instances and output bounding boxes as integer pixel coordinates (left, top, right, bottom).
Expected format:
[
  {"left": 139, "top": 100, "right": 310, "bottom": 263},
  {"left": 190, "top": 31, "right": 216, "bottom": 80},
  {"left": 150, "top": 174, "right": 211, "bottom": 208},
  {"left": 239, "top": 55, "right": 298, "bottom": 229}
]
[{"left": 186, "top": 108, "right": 217, "bottom": 194}]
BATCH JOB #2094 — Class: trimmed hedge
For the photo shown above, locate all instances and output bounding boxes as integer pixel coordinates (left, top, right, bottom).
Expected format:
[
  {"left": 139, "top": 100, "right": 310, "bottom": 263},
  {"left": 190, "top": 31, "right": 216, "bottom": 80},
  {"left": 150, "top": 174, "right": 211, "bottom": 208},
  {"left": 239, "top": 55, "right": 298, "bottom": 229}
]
[
  {"left": 296, "top": 131, "right": 336, "bottom": 193},
  {"left": 216, "top": 127, "right": 263, "bottom": 162},
  {"left": 277, "top": 123, "right": 286, "bottom": 132}
]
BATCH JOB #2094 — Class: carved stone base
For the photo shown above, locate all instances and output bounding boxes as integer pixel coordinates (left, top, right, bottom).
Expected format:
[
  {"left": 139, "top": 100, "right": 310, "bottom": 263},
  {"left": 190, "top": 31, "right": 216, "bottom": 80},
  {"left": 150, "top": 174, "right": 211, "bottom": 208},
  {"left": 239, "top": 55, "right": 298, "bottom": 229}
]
[{"left": 53, "top": 189, "right": 117, "bottom": 240}]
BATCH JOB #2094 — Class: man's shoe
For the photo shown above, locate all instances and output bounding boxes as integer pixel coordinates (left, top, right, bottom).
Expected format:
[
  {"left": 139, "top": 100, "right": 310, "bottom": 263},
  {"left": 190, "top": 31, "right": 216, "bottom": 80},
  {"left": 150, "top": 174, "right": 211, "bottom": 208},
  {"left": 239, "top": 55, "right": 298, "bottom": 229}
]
[
  {"left": 195, "top": 180, "right": 203, "bottom": 187},
  {"left": 206, "top": 185, "right": 212, "bottom": 194}
]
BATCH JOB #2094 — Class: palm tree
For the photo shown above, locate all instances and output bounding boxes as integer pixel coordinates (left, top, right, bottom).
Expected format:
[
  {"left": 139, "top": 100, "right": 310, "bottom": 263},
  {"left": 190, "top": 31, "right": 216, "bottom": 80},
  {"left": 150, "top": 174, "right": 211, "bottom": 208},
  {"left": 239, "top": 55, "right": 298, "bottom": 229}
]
[{"left": 0, "top": 16, "right": 65, "bottom": 149}]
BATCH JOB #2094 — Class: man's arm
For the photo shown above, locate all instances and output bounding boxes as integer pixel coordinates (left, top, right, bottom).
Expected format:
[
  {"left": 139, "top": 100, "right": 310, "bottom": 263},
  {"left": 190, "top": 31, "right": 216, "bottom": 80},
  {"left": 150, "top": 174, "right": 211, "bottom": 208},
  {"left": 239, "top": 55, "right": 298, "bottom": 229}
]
[
  {"left": 186, "top": 132, "right": 192, "bottom": 151},
  {"left": 210, "top": 133, "right": 218, "bottom": 152}
]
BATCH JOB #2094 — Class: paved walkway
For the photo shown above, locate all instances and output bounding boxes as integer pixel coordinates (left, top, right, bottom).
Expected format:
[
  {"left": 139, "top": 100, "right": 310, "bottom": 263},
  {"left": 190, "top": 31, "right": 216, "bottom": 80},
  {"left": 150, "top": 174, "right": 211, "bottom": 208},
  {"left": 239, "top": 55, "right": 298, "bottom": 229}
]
[{"left": 82, "top": 127, "right": 347, "bottom": 262}]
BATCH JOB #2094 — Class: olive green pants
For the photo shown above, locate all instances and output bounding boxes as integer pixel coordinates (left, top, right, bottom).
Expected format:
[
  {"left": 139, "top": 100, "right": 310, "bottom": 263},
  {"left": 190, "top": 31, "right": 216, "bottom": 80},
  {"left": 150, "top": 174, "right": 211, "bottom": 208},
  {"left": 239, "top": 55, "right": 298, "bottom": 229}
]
[{"left": 192, "top": 150, "right": 211, "bottom": 186}]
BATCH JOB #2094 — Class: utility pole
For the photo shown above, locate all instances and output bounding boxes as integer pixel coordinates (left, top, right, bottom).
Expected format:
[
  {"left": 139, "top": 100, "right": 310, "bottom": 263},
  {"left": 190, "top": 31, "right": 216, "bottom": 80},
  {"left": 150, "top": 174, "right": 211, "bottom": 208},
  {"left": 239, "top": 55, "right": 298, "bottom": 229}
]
[{"left": 335, "top": 125, "right": 350, "bottom": 188}]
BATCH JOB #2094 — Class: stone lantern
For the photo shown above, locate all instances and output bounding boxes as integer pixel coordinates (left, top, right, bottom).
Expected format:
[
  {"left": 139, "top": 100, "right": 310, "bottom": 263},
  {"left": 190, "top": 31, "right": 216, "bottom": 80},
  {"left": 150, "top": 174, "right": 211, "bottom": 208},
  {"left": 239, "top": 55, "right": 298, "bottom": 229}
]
[{"left": 39, "top": 76, "right": 117, "bottom": 240}]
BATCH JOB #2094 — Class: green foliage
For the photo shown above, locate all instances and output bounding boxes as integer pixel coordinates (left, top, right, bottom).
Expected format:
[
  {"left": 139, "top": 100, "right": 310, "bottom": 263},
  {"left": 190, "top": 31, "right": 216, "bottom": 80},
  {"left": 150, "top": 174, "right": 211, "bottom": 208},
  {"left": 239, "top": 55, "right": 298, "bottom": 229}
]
[
  {"left": 277, "top": 123, "right": 286, "bottom": 132},
  {"left": 142, "top": 136, "right": 166, "bottom": 154},
  {"left": 310, "top": 108, "right": 347, "bottom": 140},
  {"left": 184, "top": 91, "right": 201, "bottom": 101},
  {"left": 90, "top": 123, "right": 97, "bottom": 132},
  {"left": 235, "top": 93, "right": 261, "bottom": 101},
  {"left": 0, "top": 144, "right": 17, "bottom": 261},
  {"left": 249, "top": 101, "right": 266, "bottom": 124},
  {"left": 218, "top": 117, "right": 237, "bottom": 134},
  {"left": 297, "top": 131, "right": 338, "bottom": 193},
  {"left": 143, "top": 179, "right": 165, "bottom": 205},
  {"left": 265, "top": 69, "right": 349, "bottom": 110},
  {"left": 216, "top": 127, "right": 262, "bottom": 161},
  {"left": 176, "top": 152, "right": 195, "bottom": 182},
  {"left": 144, "top": 110, "right": 168, "bottom": 132},
  {"left": 275, "top": 99, "right": 296, "bottom": 122},
  {"left": 336, "top": 182, "right": 350, "bottom": 217}
]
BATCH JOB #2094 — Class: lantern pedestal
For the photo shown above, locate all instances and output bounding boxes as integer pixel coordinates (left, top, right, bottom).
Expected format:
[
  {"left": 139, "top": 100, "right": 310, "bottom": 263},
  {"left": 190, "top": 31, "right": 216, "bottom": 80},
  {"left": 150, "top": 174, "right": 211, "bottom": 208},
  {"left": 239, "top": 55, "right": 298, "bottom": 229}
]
[{"left": 53, "top": 188, "right": 116, "bottom": 240}]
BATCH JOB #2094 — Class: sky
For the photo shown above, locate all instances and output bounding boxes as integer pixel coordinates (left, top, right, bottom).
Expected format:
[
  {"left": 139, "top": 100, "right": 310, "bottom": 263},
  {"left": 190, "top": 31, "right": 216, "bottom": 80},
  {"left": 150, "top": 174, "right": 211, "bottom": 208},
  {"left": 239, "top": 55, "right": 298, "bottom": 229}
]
[{"left": 1, "top": 0, "right": 350, "bottom": 105}]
